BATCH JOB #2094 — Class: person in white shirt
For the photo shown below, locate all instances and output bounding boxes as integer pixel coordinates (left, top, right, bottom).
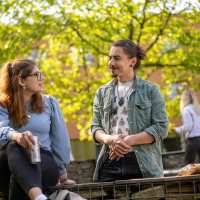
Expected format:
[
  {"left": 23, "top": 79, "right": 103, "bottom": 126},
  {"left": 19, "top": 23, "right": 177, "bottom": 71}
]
[{"left": 174, "top": 89, "right": 200, "bottom": 164}]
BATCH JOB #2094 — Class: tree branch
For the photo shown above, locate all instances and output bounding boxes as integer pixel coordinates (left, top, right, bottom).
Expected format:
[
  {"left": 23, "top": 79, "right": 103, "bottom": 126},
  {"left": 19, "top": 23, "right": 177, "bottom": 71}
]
[
  {"left": 142, "top": 62, "right": 181, "bottom": 68},
  {"left": 145, "top": 12, "right": 172, "bottom": 53},
  {"left": 94, "top": 33, "right": 112, "bottom": 43},
  {"left": 137, "top": 0, "right": 149, "bottom": 44},
  {"left": 72, "top": 27, "right": 107, "bottom": 56},
  {"left": 142, "top": 62, "right": 199, "bottom": 68},
  {"left": 128, "top": 19, "right": 134, "bottom": 40}
]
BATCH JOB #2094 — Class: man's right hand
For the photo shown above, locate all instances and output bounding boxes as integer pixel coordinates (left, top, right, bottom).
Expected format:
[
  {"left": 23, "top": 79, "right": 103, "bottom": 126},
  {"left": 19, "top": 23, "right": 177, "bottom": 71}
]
[
  {"left": 108, "top": 134, "right": 131, "bottom": 160},
  {"left": 11, "top": 131, "right": 35, "bottom": 150},
  {"left": 94, "top": 130, "right": 132, "bottom": 160}
]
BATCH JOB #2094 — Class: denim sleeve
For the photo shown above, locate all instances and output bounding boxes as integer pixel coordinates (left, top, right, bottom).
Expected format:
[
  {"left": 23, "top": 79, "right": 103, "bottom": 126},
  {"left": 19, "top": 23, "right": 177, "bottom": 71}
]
[
  {"left": 48, "top": 96, "right": 71, "bottom": 175},
  {"left": 144, "top": 86, "right": 168, "bottom": 143},
  {"left": 91, "top": 89, "right": 104, "bottom": 143},
  {"left": 0, "top": 106, "right": 16, "bottom": 142}
]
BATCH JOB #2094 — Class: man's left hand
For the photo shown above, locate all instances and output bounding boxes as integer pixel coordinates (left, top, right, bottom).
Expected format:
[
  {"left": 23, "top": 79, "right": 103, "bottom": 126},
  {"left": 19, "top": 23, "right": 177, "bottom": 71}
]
[{"left": 109, "top": 135, "right": 132, "bottom": 160}]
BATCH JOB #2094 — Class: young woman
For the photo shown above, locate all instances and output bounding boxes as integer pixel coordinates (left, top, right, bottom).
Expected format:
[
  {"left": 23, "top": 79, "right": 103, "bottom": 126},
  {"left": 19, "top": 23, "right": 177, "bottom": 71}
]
[
  {"left": 0, "top": 59, "right": 71, "bottom": 200},
  {"left": 174, "top": 89, "right": 200, "bottom": 164}
]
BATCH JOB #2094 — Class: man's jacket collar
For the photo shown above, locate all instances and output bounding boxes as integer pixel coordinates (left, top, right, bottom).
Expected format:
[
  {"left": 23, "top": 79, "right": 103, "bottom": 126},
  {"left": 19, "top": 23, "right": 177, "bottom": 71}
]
[{"left": 106, "top": 75, "right": 143, "bottom": 90}]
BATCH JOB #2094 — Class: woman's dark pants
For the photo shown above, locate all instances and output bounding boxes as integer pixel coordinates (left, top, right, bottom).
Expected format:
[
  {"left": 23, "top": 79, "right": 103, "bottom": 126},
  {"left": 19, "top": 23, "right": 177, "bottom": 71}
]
[{"left": 0, "top": 142, "right": 59, "bottom": 200}]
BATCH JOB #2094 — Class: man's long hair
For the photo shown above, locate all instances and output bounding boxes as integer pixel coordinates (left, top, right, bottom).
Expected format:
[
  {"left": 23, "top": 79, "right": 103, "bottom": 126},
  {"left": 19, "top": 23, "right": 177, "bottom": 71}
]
[
  {"left": 0, "top": 59, "right": 43, "bottom": 128},
  {"left": 111, "top": 39, "right": 145, "bottom": 70}
]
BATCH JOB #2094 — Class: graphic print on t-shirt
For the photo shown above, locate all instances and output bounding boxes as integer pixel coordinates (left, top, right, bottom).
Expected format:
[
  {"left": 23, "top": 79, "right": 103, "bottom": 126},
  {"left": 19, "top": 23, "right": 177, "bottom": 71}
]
[{"left": 111, "top": 80, "right": 133, "bottom": 135}]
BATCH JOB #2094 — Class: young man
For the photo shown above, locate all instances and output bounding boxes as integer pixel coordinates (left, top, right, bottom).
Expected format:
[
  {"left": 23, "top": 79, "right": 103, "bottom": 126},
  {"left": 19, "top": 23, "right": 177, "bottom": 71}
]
[{"left": 91, "top": 39, "right": 168, "bottom": 182}]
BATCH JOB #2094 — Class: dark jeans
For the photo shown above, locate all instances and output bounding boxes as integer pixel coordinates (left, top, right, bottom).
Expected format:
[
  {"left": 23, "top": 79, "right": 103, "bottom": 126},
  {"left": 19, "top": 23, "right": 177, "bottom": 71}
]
[
  {"left": 0, "top": 143, "right": 10, "bottom": 199},
  {"left": 98, "top": 151, "right": 143, "bottom": 182},
  {"left": 185, "top": 136, "right": 200, "bottom": 164},
  {"left": 0, "top": 142, "right": 59, "bottom": 200}
]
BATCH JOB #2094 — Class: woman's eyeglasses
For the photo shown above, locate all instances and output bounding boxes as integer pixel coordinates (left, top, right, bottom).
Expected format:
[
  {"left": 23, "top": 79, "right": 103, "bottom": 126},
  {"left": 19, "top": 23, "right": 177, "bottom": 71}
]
[{"left": 27, "top": 72, "right": 44, "bottom": 81}]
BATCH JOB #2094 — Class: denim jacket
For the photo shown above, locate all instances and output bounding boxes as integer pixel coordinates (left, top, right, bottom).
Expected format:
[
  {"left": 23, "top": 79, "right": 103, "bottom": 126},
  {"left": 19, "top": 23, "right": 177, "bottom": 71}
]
[{"left": 91, "top": 76, "right": 168, "bottom": 181}]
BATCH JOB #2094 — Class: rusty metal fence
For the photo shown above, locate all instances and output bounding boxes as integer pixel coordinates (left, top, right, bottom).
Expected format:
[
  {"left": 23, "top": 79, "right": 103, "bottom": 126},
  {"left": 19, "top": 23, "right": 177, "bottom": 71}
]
[{"left": 57, "top": 175, "right": 200, "bottom": 200}]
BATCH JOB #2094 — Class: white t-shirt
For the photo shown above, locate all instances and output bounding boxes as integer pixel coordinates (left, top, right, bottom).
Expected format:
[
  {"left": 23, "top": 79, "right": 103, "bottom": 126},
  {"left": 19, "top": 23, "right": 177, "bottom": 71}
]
[{"left": 111, "top": 80, "right": 133, "bottom": 135}]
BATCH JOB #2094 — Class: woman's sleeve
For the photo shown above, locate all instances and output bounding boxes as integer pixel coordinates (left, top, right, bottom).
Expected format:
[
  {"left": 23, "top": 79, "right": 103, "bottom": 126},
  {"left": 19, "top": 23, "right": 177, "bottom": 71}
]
[
  {"left": 175, "top": 109, "right": 194, "bottom": 134},
  {"left": 0, "top": 106, "right": 16, "bottom": 142},
  {"left": 48, "top": 96, "right": 71, "bottom": 176}
]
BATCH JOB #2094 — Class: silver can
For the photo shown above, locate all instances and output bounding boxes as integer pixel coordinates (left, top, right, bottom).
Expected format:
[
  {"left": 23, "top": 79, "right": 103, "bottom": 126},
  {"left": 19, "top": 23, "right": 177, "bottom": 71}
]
[{"left": 30, "top": 136, "right": 41, "bottom": 164}]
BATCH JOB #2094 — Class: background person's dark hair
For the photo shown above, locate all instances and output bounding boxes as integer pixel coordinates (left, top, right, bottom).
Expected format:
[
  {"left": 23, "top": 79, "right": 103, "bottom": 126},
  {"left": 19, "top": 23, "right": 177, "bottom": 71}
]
[{"left": 111, "top": 39, "right": 145, "bottom": 70}]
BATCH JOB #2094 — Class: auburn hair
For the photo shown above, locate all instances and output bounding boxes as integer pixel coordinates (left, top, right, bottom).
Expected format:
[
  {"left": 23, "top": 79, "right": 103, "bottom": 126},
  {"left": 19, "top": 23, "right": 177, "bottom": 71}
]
[{"left": 0, "top": 59, "right": 44, "bottom": 128}]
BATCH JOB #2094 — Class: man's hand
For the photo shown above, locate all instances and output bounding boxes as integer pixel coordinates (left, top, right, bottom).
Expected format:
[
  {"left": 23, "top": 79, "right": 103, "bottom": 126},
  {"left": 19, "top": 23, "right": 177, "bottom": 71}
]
[
  {"left": 109, "top": 134, "right": 132, "bottom": 160},
  {"left": 11, "top": 131, "right": 35, "bottom": 150},
  {"left": 94, "top": 131, "right": 132, "bottom": 160}
]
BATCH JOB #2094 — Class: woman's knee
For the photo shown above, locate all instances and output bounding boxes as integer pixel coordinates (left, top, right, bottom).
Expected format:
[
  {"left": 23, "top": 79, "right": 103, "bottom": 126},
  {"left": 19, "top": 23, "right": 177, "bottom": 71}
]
[
  {"left": 7, "top": 142, "right": 29, "bottom": 162},
  {"left": 7, "top": 142, "right": 20, "bottom": 153}
]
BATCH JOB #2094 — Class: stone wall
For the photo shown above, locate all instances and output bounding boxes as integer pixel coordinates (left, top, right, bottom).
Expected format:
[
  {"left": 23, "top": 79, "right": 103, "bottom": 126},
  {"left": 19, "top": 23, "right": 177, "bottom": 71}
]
[
  {"left": 67, "top": 151, "right": 186, "bottom": 183},
  {"left": 162, "top": 151, "right": 185, "bottom": 169},
  {"left": 67, "top": 159, "right": 96, "bottom": 183}
]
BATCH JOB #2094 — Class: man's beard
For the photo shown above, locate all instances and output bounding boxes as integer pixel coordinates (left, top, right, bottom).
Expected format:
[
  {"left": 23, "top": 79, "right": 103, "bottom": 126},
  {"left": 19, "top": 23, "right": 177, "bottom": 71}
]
[
  {"left": 111, "top": 73, "right": 118, "bottom": 78},
  {"left": 110, "top": 69, "right": 118, "bottom": 78}
]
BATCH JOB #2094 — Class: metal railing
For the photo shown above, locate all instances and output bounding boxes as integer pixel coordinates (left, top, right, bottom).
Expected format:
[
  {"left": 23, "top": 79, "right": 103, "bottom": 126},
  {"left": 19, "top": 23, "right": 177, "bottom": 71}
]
[
  {"left": 162, "top": 150, "right": 185, "bottom": 157},
  {"left": 57, "top": 175, "right": 200, "bottom": 200}
]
